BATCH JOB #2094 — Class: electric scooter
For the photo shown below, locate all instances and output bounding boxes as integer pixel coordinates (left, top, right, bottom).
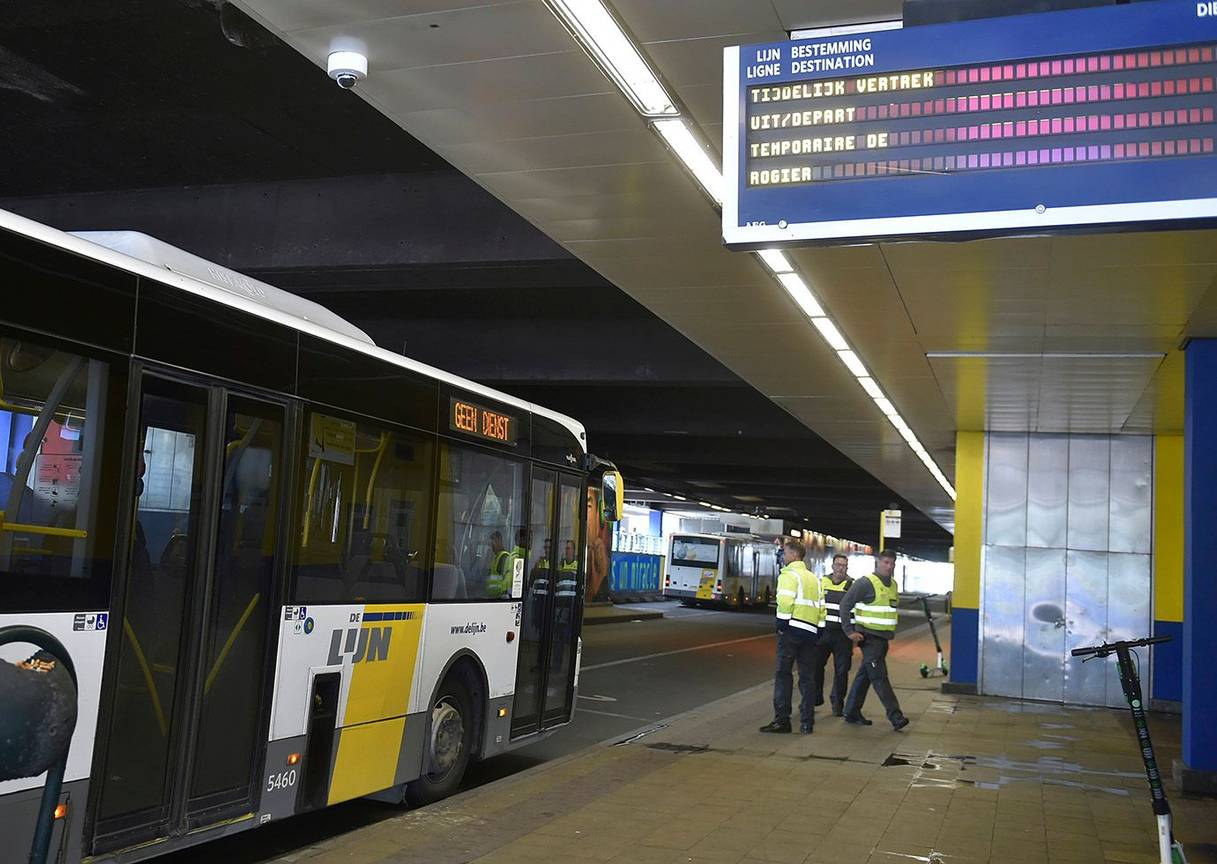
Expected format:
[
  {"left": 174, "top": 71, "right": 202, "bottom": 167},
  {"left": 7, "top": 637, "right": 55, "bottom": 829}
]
[
  {"left": 918, "top": 595, "right": 949, "bottom": 679},
  {"left": 1071, "top": 635, "right": 1187, "bottom": 864}
]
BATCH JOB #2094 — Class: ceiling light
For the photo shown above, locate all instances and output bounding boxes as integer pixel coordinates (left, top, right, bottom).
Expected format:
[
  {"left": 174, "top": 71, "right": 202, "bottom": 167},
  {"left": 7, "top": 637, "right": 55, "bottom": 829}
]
[
  {"left": 873, "top": 397, "right": 899, "bottom": 417},
  {"left": 926, "top": 351, "right": 1165, "bottom": 359},
  {"left": 544, "top": 0, "right": 678, "bottom": 117},
  {"left": 672, "top": 494, "right": 687, "bottom": 501},
  {"left": 858, "top": 377, "right": 883, "bottom": 399},
  {"left": 812, "top": 318, "right": 849, "bottom": 351},
  {"left": 653, "top": 119, "right": 723, "bottom": 204},
  {"left": 777, "top": 272, "right": 825, "bottom": 317},
  {"left": 838, "top": 350, "right": 868, "bottom": 377},
  {"left": 756, "top": 249, "right": 793, "bottom": 274}
]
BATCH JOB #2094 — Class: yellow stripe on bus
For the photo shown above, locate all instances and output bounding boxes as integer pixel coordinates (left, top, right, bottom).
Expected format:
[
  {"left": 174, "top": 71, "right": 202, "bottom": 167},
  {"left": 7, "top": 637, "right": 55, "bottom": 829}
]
[
  {"left": 327, "top": 716, "right": 405, "bottom": 805},
  {"left": 343, "top": 604, "right": 425, "bottom": 725}
]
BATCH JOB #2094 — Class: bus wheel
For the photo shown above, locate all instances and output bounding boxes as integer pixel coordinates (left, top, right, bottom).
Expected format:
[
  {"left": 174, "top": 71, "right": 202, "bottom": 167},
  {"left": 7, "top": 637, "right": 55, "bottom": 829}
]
[{"left": 406, "top": 677, "right": 474, "bottom": 807}]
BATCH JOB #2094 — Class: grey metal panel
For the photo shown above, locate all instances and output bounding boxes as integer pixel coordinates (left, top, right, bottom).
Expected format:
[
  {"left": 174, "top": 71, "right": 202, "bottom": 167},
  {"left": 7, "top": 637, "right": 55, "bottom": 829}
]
[
  {"left": 1022, "top": 547, "right": 1067, "bottom": 702},
  {"left": 1064, "top": 550, "right": 1110, "bottom": 706},
  {"left": 980, "top": 544, "right": 1026, "bottom": 699},
  {"left": 1067, "top": 437, "right": 1110, "bottom": 552},
  {"left": 1106, "top": 553, "right": 1152, "bottom": 707},
  {"left": 1109, "top": 436, "right": 1153, "bottom": 554},
  {"left": 1026, "top": 434, "right": 1069, "bottom": 549},
  {"left": 985, "top": 433, "right": 1029, "bottom": 548}
]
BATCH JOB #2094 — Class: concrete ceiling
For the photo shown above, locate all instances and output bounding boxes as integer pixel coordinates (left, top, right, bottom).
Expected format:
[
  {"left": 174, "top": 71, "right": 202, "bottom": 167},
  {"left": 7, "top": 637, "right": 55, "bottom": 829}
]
[
  {"left": 231, "top": 0, "right": 1217, "bottom": 538},
  {"left": 0, "top": 0, "right": 955, "bottom": 553}
]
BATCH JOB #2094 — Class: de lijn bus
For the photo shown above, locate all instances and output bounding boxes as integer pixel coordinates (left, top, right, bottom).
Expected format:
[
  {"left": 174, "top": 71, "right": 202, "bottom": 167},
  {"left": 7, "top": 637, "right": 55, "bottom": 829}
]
[
  {"left": 663, "top": 533, "right": 778, "bottom": 609},
  {"left": 0, "top": 208, "right": 623, "bottom": 863}
]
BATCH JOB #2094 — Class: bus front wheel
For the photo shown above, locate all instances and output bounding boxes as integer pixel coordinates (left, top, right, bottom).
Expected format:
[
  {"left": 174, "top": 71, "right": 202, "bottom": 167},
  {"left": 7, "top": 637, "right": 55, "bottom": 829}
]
[{"left": 406, "top": 676, "right": 474, "bottom": 807}]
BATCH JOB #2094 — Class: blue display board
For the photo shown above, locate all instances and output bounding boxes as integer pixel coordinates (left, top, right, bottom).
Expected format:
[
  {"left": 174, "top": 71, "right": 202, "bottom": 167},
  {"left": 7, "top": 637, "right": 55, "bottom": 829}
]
[
  {"left": 723, "top": 0, "right": 1217, "bottom": 245},
  {"left": 610, "top": 552, "right": 663, "bottom": 595}
]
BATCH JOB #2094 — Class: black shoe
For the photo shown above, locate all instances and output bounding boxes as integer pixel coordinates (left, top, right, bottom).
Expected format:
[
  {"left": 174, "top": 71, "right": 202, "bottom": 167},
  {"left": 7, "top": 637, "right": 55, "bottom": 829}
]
[
  {"left": 800, "top": 723, "right": 814, "bottom": 734},
  {"left": 892, "top": 716, "right": 910, "bottom": 731},
  {"left": 759, "top": 720, "right": 792, "bottom": 734},
  {"left": 843, "top": 713, "right": 873, "bottom": 726},
  {"left": 831, "top": 704, "right": 844, "bottom": 717},
  {"left": 814, "top": 697, "right": 824, "bottom": 707}
]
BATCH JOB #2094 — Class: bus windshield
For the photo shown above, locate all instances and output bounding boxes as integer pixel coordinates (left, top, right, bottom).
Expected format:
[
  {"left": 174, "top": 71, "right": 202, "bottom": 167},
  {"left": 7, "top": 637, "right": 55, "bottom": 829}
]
[{"left": 671, "top": 536, "right": 719, "bottom": 568}]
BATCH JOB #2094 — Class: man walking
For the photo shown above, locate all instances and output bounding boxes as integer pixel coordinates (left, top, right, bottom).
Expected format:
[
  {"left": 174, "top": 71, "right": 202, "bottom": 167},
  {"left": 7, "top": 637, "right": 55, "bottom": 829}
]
[
  {"left": 759, "top": 539, "right": 824, "bottom": 734},
  {"left": 840, "top": 548, "right": 910, "bottom": 731},
  {"left": 813, "top": 553, "right": 854, "bottom": 717}
]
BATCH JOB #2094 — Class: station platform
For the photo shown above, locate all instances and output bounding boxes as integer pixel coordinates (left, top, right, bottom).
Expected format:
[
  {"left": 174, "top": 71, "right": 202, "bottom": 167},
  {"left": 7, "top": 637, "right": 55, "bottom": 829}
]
[
  {"left": 257, "top": 623, "right": 1216, "bottom": 864},
  {"left": 582, "top": 603, "right": 666, "bottom": 625}
]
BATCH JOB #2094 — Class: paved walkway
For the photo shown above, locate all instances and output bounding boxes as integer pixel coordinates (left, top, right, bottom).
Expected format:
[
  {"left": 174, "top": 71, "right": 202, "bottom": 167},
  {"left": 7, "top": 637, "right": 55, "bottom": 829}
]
[{"left": 268, "top": 623, "right": 1217, "bottom": 864}]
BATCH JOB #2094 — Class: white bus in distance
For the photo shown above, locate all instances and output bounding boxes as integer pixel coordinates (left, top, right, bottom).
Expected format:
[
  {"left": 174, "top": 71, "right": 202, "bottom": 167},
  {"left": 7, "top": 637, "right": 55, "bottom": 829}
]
[{"left": 663, "top": 533, "right": 778, "bottom": 609}]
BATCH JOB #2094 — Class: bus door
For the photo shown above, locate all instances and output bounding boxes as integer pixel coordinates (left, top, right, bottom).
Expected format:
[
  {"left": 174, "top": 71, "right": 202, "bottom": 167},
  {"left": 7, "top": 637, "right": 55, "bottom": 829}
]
[
  {"left": 511, "top": 469, "right": 585, "bottom": 736},
  {"left": 90, "top": 373, "right": 287, "bottom": 853}
]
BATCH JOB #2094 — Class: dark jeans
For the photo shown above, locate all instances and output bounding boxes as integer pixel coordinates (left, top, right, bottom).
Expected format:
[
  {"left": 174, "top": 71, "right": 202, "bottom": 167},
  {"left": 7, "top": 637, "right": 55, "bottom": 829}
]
[
  {"left": 773, "top": 628, "right": 817, "bottom": 726},
  {"left": 843, "top": 635, "right": 906, "bottom": 725},
  {"left": 813, "top": 627, "right": 853, "bottom": 711}
]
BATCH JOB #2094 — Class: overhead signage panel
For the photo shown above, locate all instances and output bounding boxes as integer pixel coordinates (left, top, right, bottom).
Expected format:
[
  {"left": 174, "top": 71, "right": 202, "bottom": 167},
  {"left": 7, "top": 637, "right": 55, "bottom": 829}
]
[{"left": 723, "top": 0, "right": 1217, "bottom": 245}]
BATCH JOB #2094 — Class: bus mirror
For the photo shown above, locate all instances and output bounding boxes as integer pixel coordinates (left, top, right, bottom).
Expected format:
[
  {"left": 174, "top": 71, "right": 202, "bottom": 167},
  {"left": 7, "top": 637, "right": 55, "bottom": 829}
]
[{"left": 601, "top": 471, "right": 624, "bottom": 523}]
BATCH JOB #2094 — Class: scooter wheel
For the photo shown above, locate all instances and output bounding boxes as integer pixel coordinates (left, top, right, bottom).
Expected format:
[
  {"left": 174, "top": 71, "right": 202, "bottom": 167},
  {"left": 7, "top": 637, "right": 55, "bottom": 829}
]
[{"left": 919, "top": 664, "right": 929, "bottom": 678}]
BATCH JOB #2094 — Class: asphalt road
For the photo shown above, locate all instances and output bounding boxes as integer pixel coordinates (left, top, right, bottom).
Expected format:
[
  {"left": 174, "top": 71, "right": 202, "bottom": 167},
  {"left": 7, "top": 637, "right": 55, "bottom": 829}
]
[{"left": 159, "top": 598, "right": 941, "bottom": 862}]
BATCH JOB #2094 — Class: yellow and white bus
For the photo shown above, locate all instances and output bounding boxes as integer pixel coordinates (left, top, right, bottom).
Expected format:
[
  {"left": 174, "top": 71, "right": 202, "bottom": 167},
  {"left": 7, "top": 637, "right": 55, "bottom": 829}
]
[
  {"left": 663, "top": 533, "right": 778, "bottom": 609},
  {"left": 0, "top": 209, "right": 622, "bottom": 862}
]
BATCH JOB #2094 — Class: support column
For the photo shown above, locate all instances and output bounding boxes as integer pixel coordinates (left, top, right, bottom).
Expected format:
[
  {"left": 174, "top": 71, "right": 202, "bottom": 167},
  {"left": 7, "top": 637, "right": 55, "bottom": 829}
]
[
  {"left": 1180, "top": 339, "right": 1217, "bottom": 792},
  {"left": 943, "top": 430, "right": 982, "bottom": 694},
  {"left": 1152, "top": 434, "right": 1183, "bottom": 709}
]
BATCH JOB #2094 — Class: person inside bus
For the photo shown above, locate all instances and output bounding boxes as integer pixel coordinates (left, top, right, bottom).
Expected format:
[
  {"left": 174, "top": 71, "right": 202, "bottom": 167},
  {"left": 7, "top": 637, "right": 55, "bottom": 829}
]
[
  {"left": 486, "top": 530, "right": 511, "bottom": 598},
  {"left": 557, "top": 540, "right": 578, "bottom": 597}
]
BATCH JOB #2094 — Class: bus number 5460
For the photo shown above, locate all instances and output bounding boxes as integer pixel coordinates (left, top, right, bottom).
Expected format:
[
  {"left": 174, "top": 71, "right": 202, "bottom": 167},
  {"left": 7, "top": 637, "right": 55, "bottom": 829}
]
[{"left": 266, "top": 769, "right": 298, "bottom": 792}]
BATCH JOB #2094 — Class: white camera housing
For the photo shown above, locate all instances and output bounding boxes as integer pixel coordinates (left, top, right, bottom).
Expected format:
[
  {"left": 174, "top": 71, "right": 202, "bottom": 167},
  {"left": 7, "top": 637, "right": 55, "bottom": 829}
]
[{"left": 327, "top": 51, "right": 368, "bottom": 89}]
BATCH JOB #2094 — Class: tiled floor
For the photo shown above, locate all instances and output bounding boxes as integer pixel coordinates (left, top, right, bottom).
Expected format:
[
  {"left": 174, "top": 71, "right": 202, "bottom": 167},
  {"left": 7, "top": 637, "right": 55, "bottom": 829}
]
[{"left": 271, "top": 623, "right": 1217, "bottom": 864}]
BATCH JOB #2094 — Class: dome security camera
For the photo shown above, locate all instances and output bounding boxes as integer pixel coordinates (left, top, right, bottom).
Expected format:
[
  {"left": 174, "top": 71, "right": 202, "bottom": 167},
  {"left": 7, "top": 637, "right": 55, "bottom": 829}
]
[{"left": 327, "top": 50, "right": 368, "bottom": 89}]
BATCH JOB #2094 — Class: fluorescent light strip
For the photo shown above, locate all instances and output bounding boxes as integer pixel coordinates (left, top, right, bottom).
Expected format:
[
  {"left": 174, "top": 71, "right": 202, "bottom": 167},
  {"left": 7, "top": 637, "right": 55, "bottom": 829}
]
[
  {"left": 777, "top": 272, "right": 825, "bottom": 317},
  {"left": 837, "top": 350, "right": 868, "bottom": 377},
  {"left": 544, "top": 0, "right": 678, "bottom": 117},
  {"left": 926, "top": 351, "right": 1165, "bottom": 359},
  {"left": 811, "top": 317, "right": 849, "bottom": 351},
  {"left": 653, "top": 119, "right": 723, "bottom": 204},
  {"left": 756, "top": 249, "right": 793, "bottom": 274},
  {"left": 548, "top": 0, "right": 956, "bottom": 503}
]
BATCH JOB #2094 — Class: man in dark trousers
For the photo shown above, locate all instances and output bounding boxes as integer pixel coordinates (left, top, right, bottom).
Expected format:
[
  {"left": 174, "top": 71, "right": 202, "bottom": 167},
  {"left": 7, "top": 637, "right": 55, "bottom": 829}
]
[
  {"left": 758, "top": 539, "right": 824, "bottom": 734},
  {"left": 813, "top": 553, "right": 854, "bottom": 717},
  {"left": 839, "top": 548, "right": 910, "bottom": 731}
]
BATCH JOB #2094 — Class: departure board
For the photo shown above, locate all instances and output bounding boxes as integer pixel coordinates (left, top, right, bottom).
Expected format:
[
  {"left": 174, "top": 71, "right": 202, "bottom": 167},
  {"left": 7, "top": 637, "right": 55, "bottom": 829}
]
[{"left": 723, "top": 0, "right": 1217, "bottom": 245}]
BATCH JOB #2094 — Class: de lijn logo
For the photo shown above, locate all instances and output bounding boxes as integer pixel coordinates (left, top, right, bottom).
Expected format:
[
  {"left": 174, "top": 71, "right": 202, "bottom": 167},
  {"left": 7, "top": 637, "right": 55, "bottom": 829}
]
[{"left": 328, "top": 625, "right": 391, "bottom": 665}]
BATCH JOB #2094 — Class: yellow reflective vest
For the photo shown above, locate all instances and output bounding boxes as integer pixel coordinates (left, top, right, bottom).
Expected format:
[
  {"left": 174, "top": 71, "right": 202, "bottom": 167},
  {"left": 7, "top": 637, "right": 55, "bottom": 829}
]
[
  {"left": 775, "top": 559, "right": 825, "bottom": 634},
  {"left": 821, "top": 576, "right": 853, "bottom": 627},
  {"left": 854, "top": 573, "right": 899, "bottom": 633}
]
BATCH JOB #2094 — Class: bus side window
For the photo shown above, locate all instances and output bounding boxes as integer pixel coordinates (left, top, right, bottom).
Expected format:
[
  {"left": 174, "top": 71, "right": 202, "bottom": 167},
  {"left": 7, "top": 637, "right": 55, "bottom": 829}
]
[
  {"left": 432, "top": 443, "right": 524, "bottom": 602},
  {"left": 292, "top": 411, "right": 434, "bottom": 604},
  {"left": 0, "top": 335, "right": 113, "bottom": 608}
]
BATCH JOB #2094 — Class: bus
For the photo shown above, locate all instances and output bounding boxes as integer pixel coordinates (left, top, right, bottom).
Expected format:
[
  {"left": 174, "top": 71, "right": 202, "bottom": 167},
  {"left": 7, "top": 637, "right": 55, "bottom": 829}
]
[
  {"left": 0, "top": 209, "right": 623, "bottom": 863},
  {"left": 663, "top": 533, "right": 777, "bottom": 609}
]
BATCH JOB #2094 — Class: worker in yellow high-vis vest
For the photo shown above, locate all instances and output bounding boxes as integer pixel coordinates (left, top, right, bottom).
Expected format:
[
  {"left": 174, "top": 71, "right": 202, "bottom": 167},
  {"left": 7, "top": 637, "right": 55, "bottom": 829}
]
[
  {"left": 840, "top": 548, "right": 910, "bottom": 731},
  {"left": 759, "top": 538, "right": 825, "bottom": 735},
  {"left": 812, "top": 552, "right": 855, "bottom": 717}
]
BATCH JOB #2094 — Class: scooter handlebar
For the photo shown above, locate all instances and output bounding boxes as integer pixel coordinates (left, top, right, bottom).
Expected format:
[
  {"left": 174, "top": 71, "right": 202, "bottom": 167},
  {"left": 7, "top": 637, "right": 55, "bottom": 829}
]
[{"left": 1071, "top": 635, "right": 1172, "bottom": 657}]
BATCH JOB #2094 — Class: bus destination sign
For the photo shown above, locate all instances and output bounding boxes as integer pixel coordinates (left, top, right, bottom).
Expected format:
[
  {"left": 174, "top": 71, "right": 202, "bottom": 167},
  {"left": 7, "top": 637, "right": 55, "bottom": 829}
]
[
  {"left": 449, "top": 398, "right": 518, "bottom": 445},
  {"left": 723, "top": 0, "right": 1217, "bottom": 245}
]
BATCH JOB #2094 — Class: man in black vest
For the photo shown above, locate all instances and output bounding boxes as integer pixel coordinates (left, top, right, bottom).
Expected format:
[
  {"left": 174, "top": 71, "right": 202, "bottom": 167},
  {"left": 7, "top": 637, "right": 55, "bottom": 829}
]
[{"left": 813, "top": 553, "right": 854, "bottom": 716}]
